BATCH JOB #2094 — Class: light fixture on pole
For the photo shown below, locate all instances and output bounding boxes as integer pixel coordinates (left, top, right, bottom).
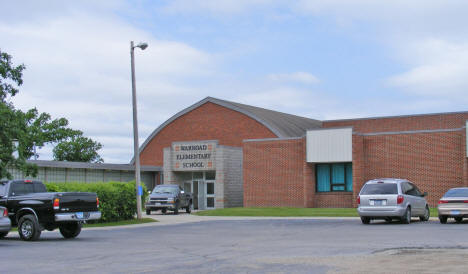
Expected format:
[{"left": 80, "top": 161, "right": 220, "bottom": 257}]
[{"left": 130, "top": 41, "right": 148, "bottom": 219}]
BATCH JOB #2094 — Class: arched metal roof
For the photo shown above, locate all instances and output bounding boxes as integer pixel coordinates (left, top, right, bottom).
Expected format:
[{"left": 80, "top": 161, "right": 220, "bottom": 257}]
[{"left": 131, "top": 97, "right": 322, "bottom": 163}]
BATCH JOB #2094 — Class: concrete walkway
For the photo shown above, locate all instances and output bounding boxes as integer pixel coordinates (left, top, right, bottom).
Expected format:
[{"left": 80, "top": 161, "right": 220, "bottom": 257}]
[{"left": 83, "top": 212, "right": 441, "bottom": 231}]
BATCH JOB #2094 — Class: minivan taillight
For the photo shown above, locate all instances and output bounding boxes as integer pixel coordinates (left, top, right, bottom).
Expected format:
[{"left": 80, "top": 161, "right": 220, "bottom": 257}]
[
  {"left": 3, "top": 208, "right": 7, "bottom": 217},
  {"left": 397, "top": 195, "right": 404, "bottom": 204},
  {"left": 96, "top": 197, "right": 100, "bottom": 208},
  {"left": 53, "top": 198, "right": 60, "bottom": 210},
  {"left": 357, "top": 196, "right": 360, "bottom": 205}
]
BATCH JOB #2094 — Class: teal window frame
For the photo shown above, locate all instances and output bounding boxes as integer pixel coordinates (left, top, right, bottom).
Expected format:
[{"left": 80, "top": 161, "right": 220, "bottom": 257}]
[{"left": 316, "top": 163, "right": 352, "bottom": 192}]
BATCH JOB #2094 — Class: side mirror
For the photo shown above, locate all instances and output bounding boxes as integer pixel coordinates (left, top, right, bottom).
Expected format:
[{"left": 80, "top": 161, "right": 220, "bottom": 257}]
[{"left": 422, "top": 192, "right": 428, "bottom": 197}]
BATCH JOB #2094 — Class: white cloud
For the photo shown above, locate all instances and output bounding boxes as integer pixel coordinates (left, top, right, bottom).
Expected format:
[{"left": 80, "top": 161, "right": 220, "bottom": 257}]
[
  {"left": 386, "top": 39, "right": 468, "bottom": 95},
  {"left": 162, "top": 0, "right": 276, "bottom": 15},
  {"left": 1, "top": 7, "right": 217, "bottom": 163},
  {"left": 268, "top": 72, "right": 320, "bottom": 84}
]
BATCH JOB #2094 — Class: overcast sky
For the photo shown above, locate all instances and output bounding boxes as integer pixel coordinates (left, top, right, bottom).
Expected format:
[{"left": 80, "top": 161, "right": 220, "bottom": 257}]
[{"left": 1, "top": 1, "right": 467, "bottom": 163}]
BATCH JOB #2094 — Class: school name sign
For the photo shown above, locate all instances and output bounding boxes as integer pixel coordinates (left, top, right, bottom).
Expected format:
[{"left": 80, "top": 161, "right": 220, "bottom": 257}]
[{"left": 172, "top": 142, "right": 216, "bottom": 171}]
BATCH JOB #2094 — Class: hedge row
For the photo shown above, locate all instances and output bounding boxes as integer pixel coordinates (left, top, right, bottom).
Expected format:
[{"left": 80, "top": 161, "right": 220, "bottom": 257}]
[{"left": 45, "top": 181, "right": 148, "bottom": 223}]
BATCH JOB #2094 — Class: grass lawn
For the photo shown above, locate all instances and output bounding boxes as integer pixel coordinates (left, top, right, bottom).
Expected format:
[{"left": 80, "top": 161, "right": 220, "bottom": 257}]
[
  {"left": 196, "top": 207, "right": 440, "bottom": 217},
  {"left": 11, "top": 218, "right": 157, "bottom": 231}
]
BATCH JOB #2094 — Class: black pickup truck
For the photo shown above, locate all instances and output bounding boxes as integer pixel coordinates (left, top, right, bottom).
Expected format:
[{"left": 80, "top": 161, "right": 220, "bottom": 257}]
[
  {"left": 145, "top": 184, "right": 192, "bottom": 215},
  {"left": 0, "top": 179, "right": 101, "bottom": 241}
]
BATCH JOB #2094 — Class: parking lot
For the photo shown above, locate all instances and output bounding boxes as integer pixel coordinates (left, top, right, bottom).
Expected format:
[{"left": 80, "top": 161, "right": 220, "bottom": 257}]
[{"left": 3, "top": 217, "right": 468, "bottom": 273}]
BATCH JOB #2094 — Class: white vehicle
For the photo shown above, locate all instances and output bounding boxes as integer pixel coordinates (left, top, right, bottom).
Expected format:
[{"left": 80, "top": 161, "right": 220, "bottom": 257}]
[{"left": 357, "top": 178, "right": 430, "bottom": 224}]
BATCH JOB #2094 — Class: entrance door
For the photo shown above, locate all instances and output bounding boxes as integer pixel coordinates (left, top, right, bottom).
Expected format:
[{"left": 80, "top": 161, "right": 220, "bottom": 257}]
[
  {"left": 206, "top": 181, "right": 215, "bottom": 209},
  {"left": 198, "top": 181, "right": 206, "bottom": 210},
  {"left": 185, "top": 181, "right": 199, "bottom": 210}
]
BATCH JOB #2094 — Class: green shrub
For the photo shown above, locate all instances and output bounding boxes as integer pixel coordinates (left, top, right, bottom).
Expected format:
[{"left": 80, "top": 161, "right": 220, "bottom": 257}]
[{"left": 45, "top": 181, "right": 148, "bottom": 223}]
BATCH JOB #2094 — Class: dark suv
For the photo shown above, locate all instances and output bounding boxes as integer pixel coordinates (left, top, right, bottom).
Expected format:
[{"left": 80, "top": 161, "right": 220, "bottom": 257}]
[{"left": 145, "top": 184, "right": 192, "bottom": 215}]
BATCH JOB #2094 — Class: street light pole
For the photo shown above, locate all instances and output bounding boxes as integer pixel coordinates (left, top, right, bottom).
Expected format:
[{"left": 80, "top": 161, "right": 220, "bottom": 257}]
[{"left": 130, "top": 41, "right": 148, "bottom": 219}]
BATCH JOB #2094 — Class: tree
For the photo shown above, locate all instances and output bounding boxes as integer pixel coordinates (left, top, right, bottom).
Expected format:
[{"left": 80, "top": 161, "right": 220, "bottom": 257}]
[
  {"left": 53, "top": 134, "right": 103, "bottom": 163},
  {"left": 0, "top": 50, "right": 103, "bottom": 179}
]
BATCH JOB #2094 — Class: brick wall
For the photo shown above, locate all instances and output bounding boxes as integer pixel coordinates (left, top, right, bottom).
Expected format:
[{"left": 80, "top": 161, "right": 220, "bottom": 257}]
[
  {"left": 243, "top": 113, "right": 468, "bottom": 208},
  {"left": 140, "top": 102, "right": 277, "bottom": 166},
  {"left": 243, "top": 138, "right": 305, "bottom": 207},
  {"left": 360, "top": 131, "right": 465, "bottom": 207},
  {"left": 324, "top": 113, "right": 468, "bottom": 207},
  {"left": 314, "top": 193, "right": 354, "bottom": 208}
]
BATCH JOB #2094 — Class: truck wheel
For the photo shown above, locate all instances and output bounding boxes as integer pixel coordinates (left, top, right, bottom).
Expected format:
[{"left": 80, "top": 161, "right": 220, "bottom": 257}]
[
  {"left": 186, "top": 203, "right": 192, "bottom": 214},
  {"left": 18, "top": 214, "right": 41, "bottom": 241},
  {"left": 161, "top": 208, "right": 167, "bottom": 214},
  {"left": 0, "top": 232, "right": 8, "bottom": 239},
  {"left": 174, "top": 203, "right": 179, "bottom": 215},
  {"left": 455, "top": 217, "right": 463, "bottom": 223},
  {"left": 146, "top": 209, "right": 151, "bottom": 215},
  {"left": 59, "top": 222, "right": 82, "bottom": 239}
]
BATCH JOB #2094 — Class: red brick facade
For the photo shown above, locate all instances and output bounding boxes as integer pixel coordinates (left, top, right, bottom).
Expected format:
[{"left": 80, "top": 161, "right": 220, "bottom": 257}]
[
  {"left": 140, "top": 102, "right": 276, "bottom": 166},
  {"left": 244, "top": 113, "right": 468, "bottom": 208},
  {"left": 139, "top": 98, "right": 467, "bottom": 208},
  {"left": 243, "top": 139, "right": 306, "bottom": 207}
]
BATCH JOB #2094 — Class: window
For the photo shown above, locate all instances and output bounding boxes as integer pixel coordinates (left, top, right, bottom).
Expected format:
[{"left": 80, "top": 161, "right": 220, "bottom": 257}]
[
  {"left": 316, "top": 163, "right": 352, "bottom": 192},
  {"left": 360, "top": 183, "right": 398, "bottom": 195},
  {"left": 10, "top": 183, "right": 34, "bottom": 196}
]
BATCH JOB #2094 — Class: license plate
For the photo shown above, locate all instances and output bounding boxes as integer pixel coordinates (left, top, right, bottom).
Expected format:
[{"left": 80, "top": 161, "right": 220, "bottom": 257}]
[
  {"left": 371, "top": 200, "right": 386, "bottom": 206},
  {"left": 75, "top": 212, "right": 84, "bottom": 219},
  {"left": 451, "top": 210, "right": 460, "bottom": 215}
]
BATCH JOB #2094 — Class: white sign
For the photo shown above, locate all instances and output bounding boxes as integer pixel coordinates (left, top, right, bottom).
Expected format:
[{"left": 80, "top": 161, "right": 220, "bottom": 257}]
[
  {"left": 172, "top": 141, "right": 216, "bottom": 171},
  {"left": 306, "top": 128, "right": 353, "bottom": 162}
]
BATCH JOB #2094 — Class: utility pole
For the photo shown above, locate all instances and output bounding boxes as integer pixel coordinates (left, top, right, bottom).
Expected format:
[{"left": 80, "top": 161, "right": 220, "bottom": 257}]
[{"left": 130, "top": 41, "right": 148, "bottom": 219}]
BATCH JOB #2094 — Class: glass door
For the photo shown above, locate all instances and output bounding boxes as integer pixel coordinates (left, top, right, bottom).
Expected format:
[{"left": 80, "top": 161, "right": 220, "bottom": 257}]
[
  {"left": 206, "top": 180, "right": 215, "bottom": 209},
  {"left": 198, "top": 181, "right": 206, "bottom": 210}
]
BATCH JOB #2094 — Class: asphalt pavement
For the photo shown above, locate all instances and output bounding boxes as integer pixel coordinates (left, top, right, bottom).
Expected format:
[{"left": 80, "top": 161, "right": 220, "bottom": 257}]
[{"left": 2, "top": 216, "right": 468, "bottom": 273}]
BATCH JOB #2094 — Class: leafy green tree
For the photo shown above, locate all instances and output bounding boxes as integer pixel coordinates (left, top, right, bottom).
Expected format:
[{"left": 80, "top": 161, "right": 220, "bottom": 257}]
[
  {"left": 0, "top": 50, "right": 103, "bottom": 179},
  {"left": 53, "top": 135, "right": 103, "bottom": 163}
]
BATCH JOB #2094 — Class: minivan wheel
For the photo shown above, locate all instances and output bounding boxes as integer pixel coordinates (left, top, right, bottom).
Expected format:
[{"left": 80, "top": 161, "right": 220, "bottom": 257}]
[
  {"left": 401, "top": 207, "right": 411, "bottom": 224},
  {"left": 439, "top": 215, "right": 448, "bottom": 224},
  {"left": 420, "top": 206, "right": 430, "bottom": 222},
  {"left": 455, "top": 217, "right": 463, "bottom": 223},
  {"left": 360, "top": 217, "right": 370, "bottom": 224}
]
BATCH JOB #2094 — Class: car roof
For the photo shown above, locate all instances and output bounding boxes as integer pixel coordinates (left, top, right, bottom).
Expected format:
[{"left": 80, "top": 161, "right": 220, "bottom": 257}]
[
  {"left": 156, "top": 184, "right": 179, "bottom": 187},
  {"left": 365, "top": 178, "right": 407, "bottom": 184}
]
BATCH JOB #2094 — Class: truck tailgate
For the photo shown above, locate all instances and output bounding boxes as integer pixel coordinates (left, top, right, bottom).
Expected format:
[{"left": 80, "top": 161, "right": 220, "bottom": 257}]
[{"left": 56, "top": 192, "right": 98, "bottom": 212}]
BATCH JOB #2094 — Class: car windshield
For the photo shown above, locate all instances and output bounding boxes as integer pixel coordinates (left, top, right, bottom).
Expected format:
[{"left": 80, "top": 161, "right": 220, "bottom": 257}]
[
  {"left": 443, "top": 188, "right": 468, "bottom": 198},
  {"left": 152, "top": 186, "right": 178, "bottom": 194},
  {"left": 361, "top": 183, "right": 398, "bottom": 195}
]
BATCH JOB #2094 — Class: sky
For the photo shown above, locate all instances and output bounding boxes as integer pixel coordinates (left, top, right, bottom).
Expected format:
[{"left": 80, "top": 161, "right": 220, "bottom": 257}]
[{"left": 1, "top": 0, "right": 468, "bottom": 163}]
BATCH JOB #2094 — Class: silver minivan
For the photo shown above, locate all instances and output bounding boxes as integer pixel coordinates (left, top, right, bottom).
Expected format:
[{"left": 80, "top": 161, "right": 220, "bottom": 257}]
[{"left": 357, "top": 178, "right": 430, "bottom": 224}]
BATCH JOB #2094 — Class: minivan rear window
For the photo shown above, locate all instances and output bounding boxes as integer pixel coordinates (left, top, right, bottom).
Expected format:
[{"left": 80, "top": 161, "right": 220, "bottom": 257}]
[{"left": 360, "top": 183, "right": 398, "bottom": 195}]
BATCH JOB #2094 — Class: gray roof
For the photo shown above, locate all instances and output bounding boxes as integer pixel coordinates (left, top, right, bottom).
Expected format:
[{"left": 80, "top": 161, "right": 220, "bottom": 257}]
[
  {"left": 134, "top": 97, "right": 321, "bottom": 163},
  {"left": 27, "top": 160, "right": 161, "bottom": 172}
]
